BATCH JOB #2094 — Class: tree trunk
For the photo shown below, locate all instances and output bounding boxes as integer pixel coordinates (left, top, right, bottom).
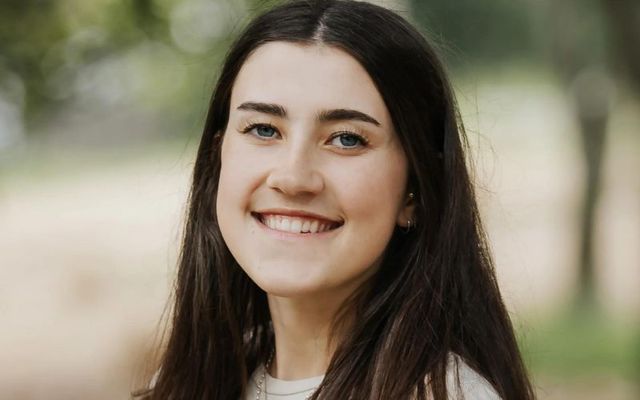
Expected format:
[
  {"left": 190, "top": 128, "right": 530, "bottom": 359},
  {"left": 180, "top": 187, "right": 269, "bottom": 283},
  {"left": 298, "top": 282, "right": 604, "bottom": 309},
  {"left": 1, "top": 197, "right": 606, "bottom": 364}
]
[{"left": 550, "top": 0, "right": 612, "bottom": 312}]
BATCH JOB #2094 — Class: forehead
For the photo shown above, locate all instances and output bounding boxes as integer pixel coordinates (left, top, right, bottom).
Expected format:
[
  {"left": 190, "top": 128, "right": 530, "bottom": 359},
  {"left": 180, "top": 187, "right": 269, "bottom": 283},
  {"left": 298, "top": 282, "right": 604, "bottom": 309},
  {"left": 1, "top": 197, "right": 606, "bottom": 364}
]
[{"left": 229, "top": 41, "right": 391, "bottom": 126}]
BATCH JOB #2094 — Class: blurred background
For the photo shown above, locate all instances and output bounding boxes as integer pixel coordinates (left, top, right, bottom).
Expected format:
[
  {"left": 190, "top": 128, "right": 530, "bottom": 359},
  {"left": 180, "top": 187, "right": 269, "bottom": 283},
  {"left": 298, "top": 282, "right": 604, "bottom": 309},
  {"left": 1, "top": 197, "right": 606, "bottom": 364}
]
[{"left": 0, "top": 0, "right": 638, "bottom": 398}]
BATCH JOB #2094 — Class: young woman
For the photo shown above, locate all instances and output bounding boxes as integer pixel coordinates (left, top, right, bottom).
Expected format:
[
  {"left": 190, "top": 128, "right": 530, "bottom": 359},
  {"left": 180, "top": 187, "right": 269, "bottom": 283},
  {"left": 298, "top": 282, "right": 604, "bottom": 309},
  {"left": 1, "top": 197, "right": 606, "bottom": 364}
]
[{"left": 137, "top": 0, "right": 535, "bottom": 399}]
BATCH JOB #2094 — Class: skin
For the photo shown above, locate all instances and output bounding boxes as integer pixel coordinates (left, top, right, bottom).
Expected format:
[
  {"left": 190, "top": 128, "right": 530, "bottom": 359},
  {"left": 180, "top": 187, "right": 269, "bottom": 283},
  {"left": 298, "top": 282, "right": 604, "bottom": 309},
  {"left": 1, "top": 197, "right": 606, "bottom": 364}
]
[{"left": 216, "top": 42, "right": 414, "bottom": 380}]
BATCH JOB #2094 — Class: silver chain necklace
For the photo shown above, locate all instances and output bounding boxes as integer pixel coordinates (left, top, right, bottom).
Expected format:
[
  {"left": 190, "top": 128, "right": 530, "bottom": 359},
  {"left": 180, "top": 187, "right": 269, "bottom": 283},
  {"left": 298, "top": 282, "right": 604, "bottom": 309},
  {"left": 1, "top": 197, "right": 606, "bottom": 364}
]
[{"left": 255, "top": 349, "right": 318, "bottom": 400}]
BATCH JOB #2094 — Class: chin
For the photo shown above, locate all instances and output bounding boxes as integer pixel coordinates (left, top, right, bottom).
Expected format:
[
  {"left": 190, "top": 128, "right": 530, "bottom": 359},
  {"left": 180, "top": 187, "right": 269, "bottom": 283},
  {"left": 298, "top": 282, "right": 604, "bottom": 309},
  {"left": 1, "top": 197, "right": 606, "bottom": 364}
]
[
  {"left": 260, "top": 285, "right": 318, "bottom": 298},
  {"left": 246, "top": 266, "right": 330, "bottom": 298}
]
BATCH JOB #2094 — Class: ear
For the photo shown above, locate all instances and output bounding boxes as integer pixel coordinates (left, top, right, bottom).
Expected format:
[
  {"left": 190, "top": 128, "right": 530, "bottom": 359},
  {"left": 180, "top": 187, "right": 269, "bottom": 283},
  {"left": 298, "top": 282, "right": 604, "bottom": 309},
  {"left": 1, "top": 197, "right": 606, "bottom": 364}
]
[{"left": 396, "top": 192, "right": 416, "bottom": 228}]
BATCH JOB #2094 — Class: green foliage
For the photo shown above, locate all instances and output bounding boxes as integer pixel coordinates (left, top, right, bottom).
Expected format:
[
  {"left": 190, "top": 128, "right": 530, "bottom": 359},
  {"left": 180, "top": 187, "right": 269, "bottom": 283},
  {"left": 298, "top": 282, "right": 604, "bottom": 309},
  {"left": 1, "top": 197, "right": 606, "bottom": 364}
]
[
  {"left": 0, "top": 0, "right": 172, "bottom": 125},
  {"left": 0, "top": 0, "right": 68, "bottom": 116},
  {"left": 410, "top": 0, "right": 538, "bottom": 66}
]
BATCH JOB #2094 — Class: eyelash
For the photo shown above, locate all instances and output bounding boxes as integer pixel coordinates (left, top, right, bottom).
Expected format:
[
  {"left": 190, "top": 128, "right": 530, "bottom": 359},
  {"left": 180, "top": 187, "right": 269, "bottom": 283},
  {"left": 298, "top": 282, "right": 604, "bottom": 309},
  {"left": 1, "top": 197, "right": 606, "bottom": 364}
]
[
  {"left": 239, "top": 122, "right": 370, "bottom": 149},
  {"left": 240, "top": 122, "right": 278, "bottom": 137}
]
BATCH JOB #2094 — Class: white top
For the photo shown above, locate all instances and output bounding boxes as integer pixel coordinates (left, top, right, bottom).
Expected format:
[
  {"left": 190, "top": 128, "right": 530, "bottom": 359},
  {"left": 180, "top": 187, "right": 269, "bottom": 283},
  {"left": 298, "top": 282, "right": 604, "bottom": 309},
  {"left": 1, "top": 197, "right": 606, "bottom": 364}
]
[{"left": 243, "top": 354, "right": 501, "bottom": 399}]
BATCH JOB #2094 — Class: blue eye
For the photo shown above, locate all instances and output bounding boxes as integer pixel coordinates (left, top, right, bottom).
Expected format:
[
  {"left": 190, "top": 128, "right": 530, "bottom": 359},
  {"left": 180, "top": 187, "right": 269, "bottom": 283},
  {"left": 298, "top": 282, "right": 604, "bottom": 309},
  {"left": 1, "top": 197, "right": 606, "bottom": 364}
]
[
  {"left": 256, "top": 125, "right": 277, "bottom": 138},
  {"left": 241, "top": 123, "right": 280, "bottom": 139},
  {"left": 330, "top": 132, "right": 367, "bottom": 149}
]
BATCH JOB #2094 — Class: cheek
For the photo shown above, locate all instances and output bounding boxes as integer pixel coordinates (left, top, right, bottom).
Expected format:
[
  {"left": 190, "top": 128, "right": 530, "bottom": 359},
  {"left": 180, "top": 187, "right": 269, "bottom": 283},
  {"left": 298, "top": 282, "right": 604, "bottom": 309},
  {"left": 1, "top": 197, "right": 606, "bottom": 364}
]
[
  {"left": 216, "top": 136, "right": 267, "bottom": 274},
  {"left": 217, "top": 140, "right": 237, "bottom": 218},
  {"left": 335, "top": 151, "right": 408, "bottom": 224},
  {"left": 217, "top": 136, "right": 262, "bottom": 212},
  {"left": 326, "top": 149, "right": 408, "bottom": 278},
  {"left": 217, "top": 136, "right": 254, "bottom": 231}
]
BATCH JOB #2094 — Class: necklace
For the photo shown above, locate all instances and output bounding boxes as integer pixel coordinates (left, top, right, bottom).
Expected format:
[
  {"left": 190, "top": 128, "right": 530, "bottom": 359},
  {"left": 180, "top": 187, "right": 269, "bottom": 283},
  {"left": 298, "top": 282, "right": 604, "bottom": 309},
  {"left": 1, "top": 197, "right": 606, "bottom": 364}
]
[{"left": 254, "top": 349, "right": 318, "bottom": 400}]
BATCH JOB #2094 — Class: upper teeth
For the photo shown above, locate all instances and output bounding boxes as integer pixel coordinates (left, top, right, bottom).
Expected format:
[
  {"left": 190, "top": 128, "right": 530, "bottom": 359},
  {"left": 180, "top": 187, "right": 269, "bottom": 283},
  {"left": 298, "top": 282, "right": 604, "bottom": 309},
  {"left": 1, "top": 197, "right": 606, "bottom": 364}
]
[{"left": 261, "top": 214, "right": 336, "bottom": 234}]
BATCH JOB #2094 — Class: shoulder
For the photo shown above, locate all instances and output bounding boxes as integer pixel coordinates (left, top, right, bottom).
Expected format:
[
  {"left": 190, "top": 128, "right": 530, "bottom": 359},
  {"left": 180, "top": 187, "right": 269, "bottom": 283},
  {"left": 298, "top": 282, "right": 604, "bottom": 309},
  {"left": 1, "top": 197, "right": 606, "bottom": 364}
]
[{"left": 444, "top": 354, "right": 501, "bottom": 400}]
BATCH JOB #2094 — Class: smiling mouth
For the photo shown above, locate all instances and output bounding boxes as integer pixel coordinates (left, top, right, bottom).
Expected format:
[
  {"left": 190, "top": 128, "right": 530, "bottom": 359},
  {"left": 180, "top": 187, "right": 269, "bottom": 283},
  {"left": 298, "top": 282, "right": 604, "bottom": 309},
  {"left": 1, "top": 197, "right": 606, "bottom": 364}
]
[{"left": 251, "top": 212, "right": 343, "bottom": 234}]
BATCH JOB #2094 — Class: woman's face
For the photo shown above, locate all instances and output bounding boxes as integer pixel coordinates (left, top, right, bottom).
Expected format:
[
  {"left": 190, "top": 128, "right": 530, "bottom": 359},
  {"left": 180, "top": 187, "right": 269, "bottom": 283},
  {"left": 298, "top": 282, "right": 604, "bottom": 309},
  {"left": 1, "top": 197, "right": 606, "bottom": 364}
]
[{"left": 217, "top": 42, "right": 413, "bottom": 298}]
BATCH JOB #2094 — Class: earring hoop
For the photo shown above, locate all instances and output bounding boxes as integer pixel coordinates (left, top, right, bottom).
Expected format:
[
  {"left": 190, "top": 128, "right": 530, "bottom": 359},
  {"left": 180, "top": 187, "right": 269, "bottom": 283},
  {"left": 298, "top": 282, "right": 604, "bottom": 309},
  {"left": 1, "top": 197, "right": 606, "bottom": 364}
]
[
  {"left": 401, "top": 192, "right": 416, "bottom": 234},
  {"left": 402, "top": 219, "right": 414, "bottom": 234}
]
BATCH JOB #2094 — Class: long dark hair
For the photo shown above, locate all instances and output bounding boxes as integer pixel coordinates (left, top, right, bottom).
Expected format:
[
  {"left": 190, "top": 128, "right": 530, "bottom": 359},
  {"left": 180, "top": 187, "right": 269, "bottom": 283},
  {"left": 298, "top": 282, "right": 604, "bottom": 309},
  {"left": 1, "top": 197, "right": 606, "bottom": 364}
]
[{"left": 136, "top": 0, "right": 534, "bottom": 399}]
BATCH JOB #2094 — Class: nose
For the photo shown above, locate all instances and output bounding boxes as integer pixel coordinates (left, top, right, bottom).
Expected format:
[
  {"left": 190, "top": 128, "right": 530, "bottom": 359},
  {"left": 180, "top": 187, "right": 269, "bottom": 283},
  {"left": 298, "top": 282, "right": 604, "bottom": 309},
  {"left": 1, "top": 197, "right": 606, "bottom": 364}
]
[{"left": 266, "top": 144, "right": 324, "bottom": 196}]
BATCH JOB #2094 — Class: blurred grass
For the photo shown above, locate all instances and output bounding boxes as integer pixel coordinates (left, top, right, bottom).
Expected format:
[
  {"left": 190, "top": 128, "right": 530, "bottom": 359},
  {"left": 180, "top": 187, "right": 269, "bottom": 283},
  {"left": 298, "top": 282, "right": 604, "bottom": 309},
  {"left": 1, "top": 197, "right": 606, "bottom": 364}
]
[{"left": 520, "top": 308, "right": 640, "bottom": 381}]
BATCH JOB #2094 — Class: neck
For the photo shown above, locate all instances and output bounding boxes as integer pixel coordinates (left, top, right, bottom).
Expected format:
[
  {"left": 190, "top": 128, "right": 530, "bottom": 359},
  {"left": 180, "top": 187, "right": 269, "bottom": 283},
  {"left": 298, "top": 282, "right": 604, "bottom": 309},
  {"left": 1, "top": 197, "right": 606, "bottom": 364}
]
[{"left": 266, "top": 290, "right": 354, "bottom": 380}]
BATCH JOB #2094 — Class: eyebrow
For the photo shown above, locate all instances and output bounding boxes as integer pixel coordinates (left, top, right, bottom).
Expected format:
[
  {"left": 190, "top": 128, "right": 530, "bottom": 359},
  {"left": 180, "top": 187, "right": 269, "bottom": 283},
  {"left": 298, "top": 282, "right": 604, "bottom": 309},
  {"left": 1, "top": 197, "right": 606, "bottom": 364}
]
[{"left": 236, "top": 101, "right": 381, "bottom": 126}]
